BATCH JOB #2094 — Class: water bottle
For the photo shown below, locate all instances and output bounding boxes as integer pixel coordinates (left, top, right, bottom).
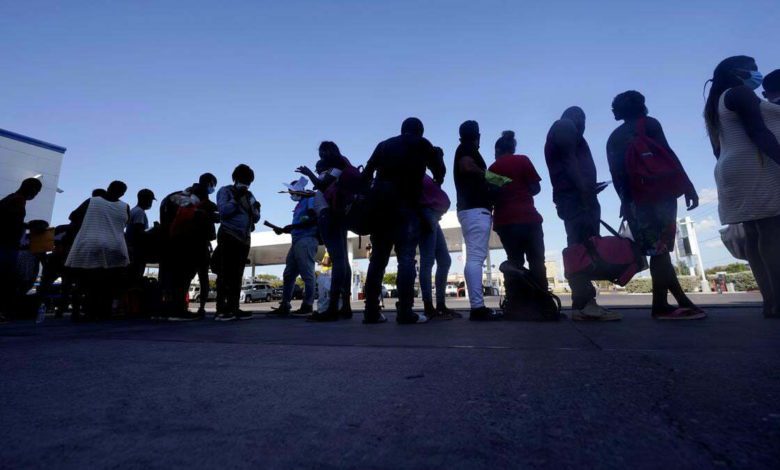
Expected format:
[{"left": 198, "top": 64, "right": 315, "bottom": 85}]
[{"left": 36, "top": 305, "right": 46, "bottom": 324}]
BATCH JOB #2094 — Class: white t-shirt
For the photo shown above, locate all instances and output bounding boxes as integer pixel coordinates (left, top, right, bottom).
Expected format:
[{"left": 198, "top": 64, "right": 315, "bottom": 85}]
[{"left": 313, "top": 168, "right": 342, "bottom": 215}]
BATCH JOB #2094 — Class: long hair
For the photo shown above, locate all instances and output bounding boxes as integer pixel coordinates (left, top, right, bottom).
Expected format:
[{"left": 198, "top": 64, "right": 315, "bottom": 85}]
[
  {"left": 704, "top": 55, "right": 754, "bottom": 148},
  {"left": 318, "top": 141, "right": 346, "bottom": 169}
]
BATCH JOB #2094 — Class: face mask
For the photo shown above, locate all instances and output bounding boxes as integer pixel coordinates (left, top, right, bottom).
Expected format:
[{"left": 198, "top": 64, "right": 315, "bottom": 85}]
[
  {"left": 235, "top": 183, "right": 248, "bottom": 189},
  {"left": 207, "top": 185, "right": 215, "bottom": 195},
  {"left": 741, "top": 70, "right": 763, "bottom": 90}
]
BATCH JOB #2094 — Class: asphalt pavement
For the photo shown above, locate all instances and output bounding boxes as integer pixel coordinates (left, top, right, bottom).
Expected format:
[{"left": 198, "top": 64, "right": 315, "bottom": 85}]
[{"left": 1, "top": 293, "right": 778, "bottom": 469}]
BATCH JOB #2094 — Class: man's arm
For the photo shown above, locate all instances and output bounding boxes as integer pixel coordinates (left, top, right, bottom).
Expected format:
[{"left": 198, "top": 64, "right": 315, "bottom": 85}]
[
  {"left": 217, "top": 187, "right": 241, "bottom": 219},
  {"left": 725, "top": 86, "right": 780, "bottom": 165},
  {"left": 363, "top": 143, "right": 382, "bottom": 181},
  {"left": 426, "top": 142, "right": 446, "bottom": 184},
  {"left": 281, "top": 208, "right": 317, "bottom": 233},
  {"left": 550, "top": 120, "right": 588, "bottom": 196}
]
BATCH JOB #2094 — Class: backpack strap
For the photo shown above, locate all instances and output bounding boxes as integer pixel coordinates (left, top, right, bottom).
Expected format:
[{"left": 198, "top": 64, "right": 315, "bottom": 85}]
[
  {"left": 599, "top": 219, "right": 621, "bottom": 237},
  {"left": 636, "top": 117, "right": 647, "bottom": 137}
]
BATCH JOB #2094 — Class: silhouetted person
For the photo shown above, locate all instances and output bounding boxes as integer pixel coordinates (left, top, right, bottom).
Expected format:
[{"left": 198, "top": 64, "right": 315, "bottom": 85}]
[
  {"left": 419, "top": 147, "right": 457, "bottom": 320},
  {"left": 705, "top": 56, "right": 780, "bottom": 318},
  {"left": 216, "top": 165, "right": 260, "bottom": 321},
  {"left": 608, "top": 91, "right": 703, "bottom": 320},
  {"left": 158, "top": 173, "right": 219, "bottom": 321},
  {"left": 271, "top": 179, "right": 318, "bottom": 316},
  {"left": 0, "top": 178, "right": 43, "bottom": 321},
  {"left": 544, "top": 107, "right": 620, "bottom": 321},
  {"left": 39, "top": 224, "right": 73, "bottom": 318},
  {"left": 762, "top": 69, "right": 780, "bottom": 105},
  {"left": 296, "top": 143, "right": 353, "bottom": 321},
  {"left": 488, "top": 131, "right": 547, "bottom": 289},
  {"left": 362, "top": 117, "right": 445, "bottom": 324},
  {"left": 454, "top": 120, "right": 502, "bottom": 321},
  {"left": 126, "top": 188, "right": 155, "bottom": 288},
  {"left": 65, "top": 181, "right": 130, "bottom": 321}
]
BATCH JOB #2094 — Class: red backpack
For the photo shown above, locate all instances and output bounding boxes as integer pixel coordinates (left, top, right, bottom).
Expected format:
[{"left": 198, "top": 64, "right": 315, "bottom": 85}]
[{"left": 625, "top": 118, "right": 688, "bottom": 204}]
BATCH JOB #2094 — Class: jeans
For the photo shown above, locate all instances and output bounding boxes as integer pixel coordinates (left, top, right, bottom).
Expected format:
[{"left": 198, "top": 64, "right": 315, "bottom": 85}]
[
  {"left": 556, "top": 193, "right": 600, "bottom": 310},
  {"left": 365, "top": 207, "right": 420, "bottom": 311},
  {"left": 495, "top": 223, "right": 547, "bottom": 290},
  {"left": 458, "top": 208, "right": 492, "bottom": 309},
  {"left": 318, "top": 210, "right": 351, "bottom": 310},
  {"left": 216, "top": 230, "right": 250, "bottom": 314},
  {"left": 419, "top": 218, "right": 451, "bottom": 306},
  {"left": 282, "top": 236, "right": 318, "bottom": 307}
]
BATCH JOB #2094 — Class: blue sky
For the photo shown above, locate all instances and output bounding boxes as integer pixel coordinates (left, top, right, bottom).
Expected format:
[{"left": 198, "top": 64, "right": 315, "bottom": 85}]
[{"left": 2, "top": 0, "right": 778, "bottom": 276}]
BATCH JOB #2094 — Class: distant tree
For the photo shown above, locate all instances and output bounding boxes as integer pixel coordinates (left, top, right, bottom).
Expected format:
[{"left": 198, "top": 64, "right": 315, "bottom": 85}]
[
  {"left": 255, "top": 273, "right": 283, "bottom": 288},
  {"left": 705, "top": 263, "right": 750, "bottom": 275},
  {"left": 383, "top": 272, "right": 398, "bottom": 286}
]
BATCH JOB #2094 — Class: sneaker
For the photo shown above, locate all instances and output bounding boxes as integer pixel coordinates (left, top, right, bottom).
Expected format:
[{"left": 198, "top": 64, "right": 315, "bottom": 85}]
[
  {"left": 469, "top": 306, "right": 503, "bottom": 321},
  {"left": 572, "top": 299, "right": 622, "bottom": 321},
  {"left": 196, "top": 307, "right": 207, "bottom": 320},
  {"left": 214, "top": 312, "right": 236, "bottom": 322},
  {"left": 306, "top": 309, "right": 339, "bottom": 322},
  {"left": 653, "top": 307, "right": 706, "bottom": 321},
  {"left": 363, "top": 312, "right": 388, "bottom": 324},
  {"left": 397, "top": 311, "right": 428, "bottom": 324},
  {"left": 168, "top": 312, "right": 200, "bottom": 322},
  {"left": 236, "top": 310, "right": 254, "bottom": 321},
  {"left": 434, "top": 305, "right": 458, "bottom": 320},
  {"left": 270, "top": 303, "right": 292, "bottom": 316},
  {"left": 292, "top": 304, "right": 314, "bottom": 317}
]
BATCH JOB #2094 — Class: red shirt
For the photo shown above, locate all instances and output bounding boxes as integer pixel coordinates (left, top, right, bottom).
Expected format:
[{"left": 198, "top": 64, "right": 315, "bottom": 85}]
[{"left": 488, "top": 154, "right": 543, "bottom": 226}]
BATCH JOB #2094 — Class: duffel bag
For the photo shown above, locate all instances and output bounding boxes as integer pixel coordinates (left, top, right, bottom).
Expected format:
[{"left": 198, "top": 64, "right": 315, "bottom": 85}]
[{"left": 562, "top": 220, "right": 647, "bottom": 287}]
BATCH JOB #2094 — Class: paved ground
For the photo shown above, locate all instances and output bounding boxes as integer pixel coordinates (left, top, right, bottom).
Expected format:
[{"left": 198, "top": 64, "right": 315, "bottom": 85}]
[{"left": 1, "top": 293, "right": 778, "bottom": 469}]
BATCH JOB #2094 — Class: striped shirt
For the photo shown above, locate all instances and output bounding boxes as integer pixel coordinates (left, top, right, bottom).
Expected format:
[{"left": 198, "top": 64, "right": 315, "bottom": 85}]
[
  {"left": 715, "top": 94, "right": 780, "bottom": 224},
  {"left": 65, "top": 197, "right": 130, "bottom": 269}
]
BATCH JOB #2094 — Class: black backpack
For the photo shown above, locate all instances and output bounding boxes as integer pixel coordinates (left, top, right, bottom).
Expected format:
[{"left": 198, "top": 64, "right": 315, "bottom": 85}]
[{"left": 499, "top": 260, "right": 561, "bottom": 322}]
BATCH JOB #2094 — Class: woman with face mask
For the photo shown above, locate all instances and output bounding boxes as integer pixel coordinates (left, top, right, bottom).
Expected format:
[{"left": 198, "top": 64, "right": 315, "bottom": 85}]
[
  {"left": 215, "top": 164, "right": 261, "bottom": 321},
  {"left": 704, "top": 56, "right": 780, "bottom": 318}
]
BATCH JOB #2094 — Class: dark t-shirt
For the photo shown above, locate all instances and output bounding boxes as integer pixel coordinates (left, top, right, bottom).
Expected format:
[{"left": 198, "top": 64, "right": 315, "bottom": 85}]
[
  {"left": 454, "top": 143, "right": 491, "bottom": 211},
  {"left": 488, "top": 155, "right": 543, "bottom": 226},
  {"left": 0, "top": 193, "right": 27, "bottom": 249},
  {"left": 366, "top": 134, "right": 445, "bottom": 207},
  {"left": 544, "top": 137, "right": 597, "bottom": 203}
]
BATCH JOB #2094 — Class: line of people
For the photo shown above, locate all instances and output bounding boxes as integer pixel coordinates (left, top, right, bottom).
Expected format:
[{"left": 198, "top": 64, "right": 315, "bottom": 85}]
[{"left": 2, "top": 56, "right": 778, "bottom": 324}]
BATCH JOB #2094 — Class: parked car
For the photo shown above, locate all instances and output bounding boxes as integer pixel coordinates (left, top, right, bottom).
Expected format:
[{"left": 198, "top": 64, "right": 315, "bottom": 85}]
[
  {"left": 272, "top": 287, "right": 283, "bottom": 300},
  {"left": 445, "top": 283, "right": 458, "bottom": 297},
  {"left": 240, "top": 283, "right": 275, "bottom": 303},
  {"left": 188, "top": 284, "right": 216, "bottom": 302}
]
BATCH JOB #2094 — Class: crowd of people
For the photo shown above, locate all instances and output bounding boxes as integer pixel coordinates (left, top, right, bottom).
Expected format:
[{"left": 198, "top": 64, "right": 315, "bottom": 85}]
[{"left": 1, "top": 55, "right": 779, "bottom": 325}]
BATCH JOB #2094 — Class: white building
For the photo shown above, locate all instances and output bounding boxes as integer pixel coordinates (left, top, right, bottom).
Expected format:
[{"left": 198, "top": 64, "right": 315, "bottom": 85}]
[{"left": 0, "top": 128, "right": 66, "bottom": 223}]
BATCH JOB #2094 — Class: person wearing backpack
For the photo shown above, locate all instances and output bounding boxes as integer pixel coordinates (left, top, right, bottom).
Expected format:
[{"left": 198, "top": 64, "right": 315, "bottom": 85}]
[
  {"left": 296, "top": 142, "right": 353, "bottom": 322},
  {"left": 454, "top": 120, "right": 503, "bottom": 322},
  {"left": 157, "top": 173, "right": 218, "bottom": 321},
  {"left": 607, "top": 91, "right": 704, "bottom": 320},
  {"left": 215, "top": 165, "right": 261, "bottom": 321},
  {"left": 360, "top": 118, "right": 445, "bottom": 324},
  {"left": 704, "top": 57, "right": 780, "bottom": 318},
  {"left": 488, "top": 131, "right": 547, "bottom": 290}
]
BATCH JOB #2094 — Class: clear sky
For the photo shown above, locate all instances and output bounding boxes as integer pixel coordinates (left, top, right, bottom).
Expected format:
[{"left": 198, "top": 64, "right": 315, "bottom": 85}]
[{"left": 2, "top": 0, "right": 778, "bottom": 276}]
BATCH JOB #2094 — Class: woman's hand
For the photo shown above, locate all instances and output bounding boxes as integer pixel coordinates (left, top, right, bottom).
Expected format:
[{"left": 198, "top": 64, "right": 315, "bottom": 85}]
[
  {"left": 295, "top": 166, "right": 314, "bottom": 178},
  {"left": 685, "top": 189, "right": 699, "bottom": 211}
]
